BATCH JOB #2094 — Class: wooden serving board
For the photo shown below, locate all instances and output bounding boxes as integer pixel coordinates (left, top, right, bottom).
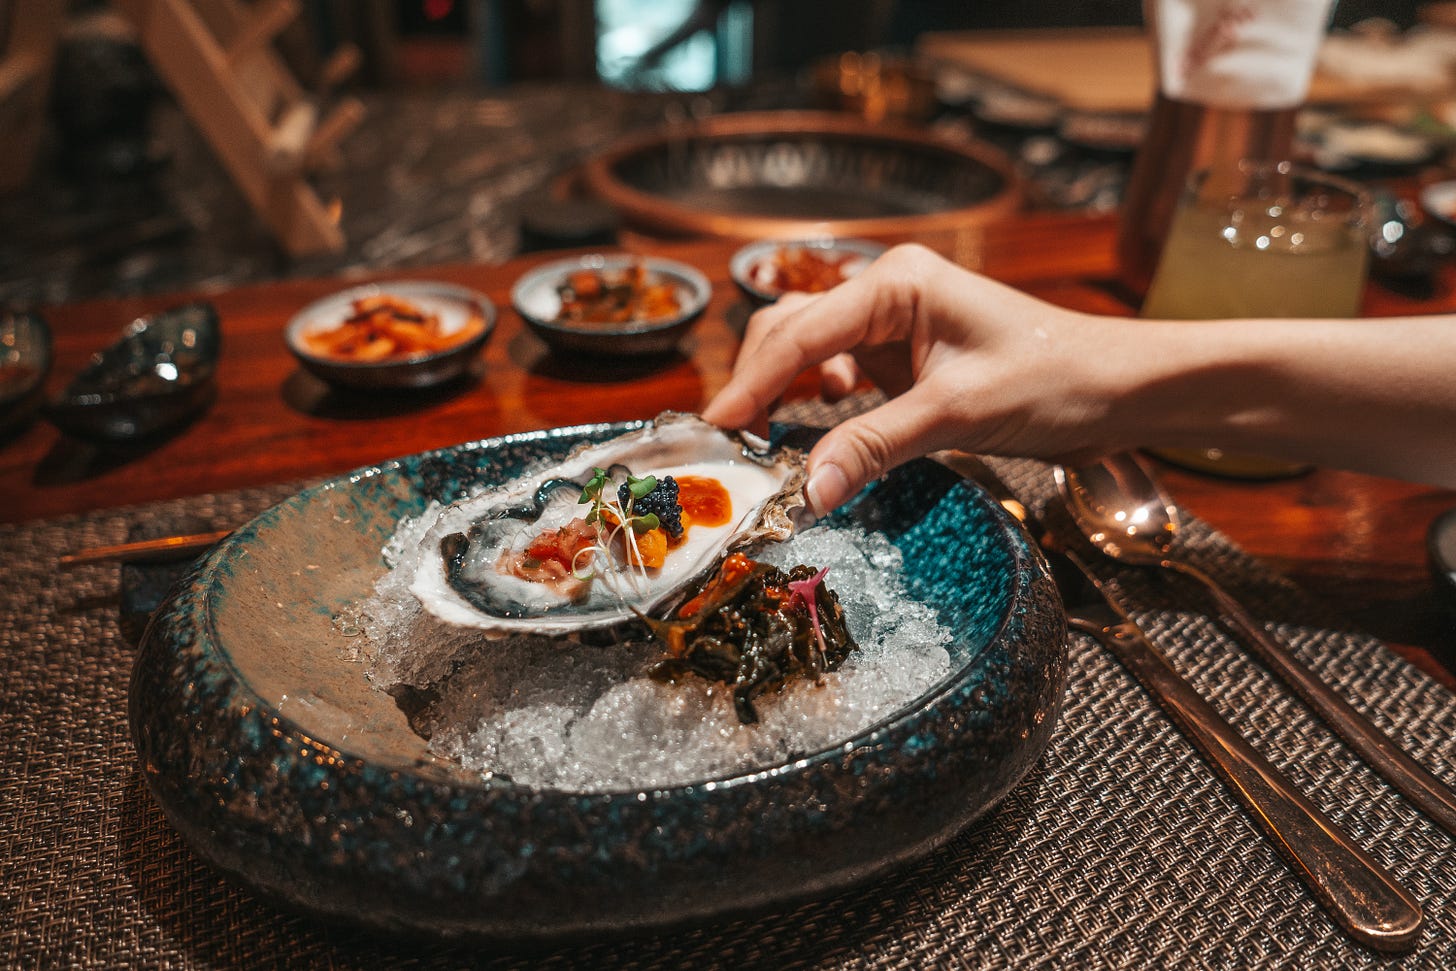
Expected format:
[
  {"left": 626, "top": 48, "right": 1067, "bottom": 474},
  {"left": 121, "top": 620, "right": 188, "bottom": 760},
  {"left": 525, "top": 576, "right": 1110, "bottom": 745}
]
[{"left": 917, "top": 27, "right": 1451, "bottom": 113}]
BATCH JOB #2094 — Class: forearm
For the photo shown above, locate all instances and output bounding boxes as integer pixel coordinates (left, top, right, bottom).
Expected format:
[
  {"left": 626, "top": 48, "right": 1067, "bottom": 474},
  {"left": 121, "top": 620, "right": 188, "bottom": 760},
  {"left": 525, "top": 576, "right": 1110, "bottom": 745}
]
[{"left": 1099, "top": 315, "right": 1456, "bottom": 486}]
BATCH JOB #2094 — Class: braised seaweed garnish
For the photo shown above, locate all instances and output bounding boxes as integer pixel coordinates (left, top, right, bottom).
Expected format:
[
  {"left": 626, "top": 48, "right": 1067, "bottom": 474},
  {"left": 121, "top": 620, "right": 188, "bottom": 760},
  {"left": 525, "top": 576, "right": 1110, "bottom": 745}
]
[{"left": 640, "top": 552, "right": 858, "bottom": 724}]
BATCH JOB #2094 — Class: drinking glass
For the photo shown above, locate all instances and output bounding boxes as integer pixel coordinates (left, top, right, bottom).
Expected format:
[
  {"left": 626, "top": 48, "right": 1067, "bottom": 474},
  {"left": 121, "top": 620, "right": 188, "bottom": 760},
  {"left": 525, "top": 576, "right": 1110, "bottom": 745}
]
[{"left": 1141, "top": 159, "right": 1372, "bottom": 478}]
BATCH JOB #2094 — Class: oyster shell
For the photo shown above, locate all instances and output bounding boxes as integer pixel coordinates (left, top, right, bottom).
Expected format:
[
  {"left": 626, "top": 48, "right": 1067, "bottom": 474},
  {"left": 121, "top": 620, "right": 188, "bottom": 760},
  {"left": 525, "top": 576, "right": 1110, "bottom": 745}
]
[{"left": 408, "top": 412, "right": 808, "bottom": 636}]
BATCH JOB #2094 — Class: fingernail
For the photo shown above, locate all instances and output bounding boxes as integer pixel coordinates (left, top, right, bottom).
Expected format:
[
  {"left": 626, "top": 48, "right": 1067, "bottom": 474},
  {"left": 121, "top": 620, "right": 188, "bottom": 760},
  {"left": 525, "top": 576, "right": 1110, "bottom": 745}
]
[{"left": 805, "top": 462, "right": 850, "bottom": 518}]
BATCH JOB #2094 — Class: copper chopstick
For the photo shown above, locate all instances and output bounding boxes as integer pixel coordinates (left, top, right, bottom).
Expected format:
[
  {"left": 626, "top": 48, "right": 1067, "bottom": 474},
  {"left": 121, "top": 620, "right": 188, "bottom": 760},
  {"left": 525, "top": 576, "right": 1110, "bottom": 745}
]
[{"left": 58, "top": 529, "right": 233, "bottom": 567}]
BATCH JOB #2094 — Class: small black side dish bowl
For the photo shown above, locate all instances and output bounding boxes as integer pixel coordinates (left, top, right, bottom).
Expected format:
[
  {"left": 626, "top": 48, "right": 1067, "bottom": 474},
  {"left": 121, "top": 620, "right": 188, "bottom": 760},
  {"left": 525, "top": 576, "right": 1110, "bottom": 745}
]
[
  {"left": 45, "top": 302, "right": 220, "bottom": 442},
  {"left": 512, "top": 254, "right": 711, "bottom": 358},
  {"left": 0, "top": 311, "right": 53, "bottom": 439},
  {"left": 129, "top": 423, "right": 1068, "bottom": 943}
]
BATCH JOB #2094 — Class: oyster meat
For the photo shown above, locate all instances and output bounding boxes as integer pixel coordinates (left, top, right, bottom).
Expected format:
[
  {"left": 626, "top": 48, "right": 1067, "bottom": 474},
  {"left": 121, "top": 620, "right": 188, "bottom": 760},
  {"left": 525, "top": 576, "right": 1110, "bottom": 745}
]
[{"left": 408, "top": 412, "right": 808, "bottom": 636}]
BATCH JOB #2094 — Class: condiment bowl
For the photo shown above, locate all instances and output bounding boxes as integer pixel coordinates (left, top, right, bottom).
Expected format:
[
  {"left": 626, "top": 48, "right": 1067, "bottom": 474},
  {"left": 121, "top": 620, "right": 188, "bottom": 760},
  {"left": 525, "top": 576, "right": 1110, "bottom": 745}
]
[
  {"left": 45, "top": 302, "right": 219, "bottom": 442},
  {"left": 511, "top": 253, "right": 710, "bottom": 357},
  {"left": 729, "top": 237, "right": 886, "bottom": 304},
  {"left": 0, "top": 311, "right": 53, "bottom": 438},
  {"left": 1057, "top": 110, "right": 1147, "bottom": 155},
  {"left": 285, "top": 281, "right": 496, "bottom": 392}
]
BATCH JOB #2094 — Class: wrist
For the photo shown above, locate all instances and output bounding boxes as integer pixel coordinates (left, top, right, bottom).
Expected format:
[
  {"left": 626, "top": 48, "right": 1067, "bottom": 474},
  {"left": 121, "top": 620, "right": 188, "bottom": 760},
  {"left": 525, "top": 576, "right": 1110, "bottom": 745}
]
[{"left": 1094, "top": 317, "right": 1287, "bottom": 452}]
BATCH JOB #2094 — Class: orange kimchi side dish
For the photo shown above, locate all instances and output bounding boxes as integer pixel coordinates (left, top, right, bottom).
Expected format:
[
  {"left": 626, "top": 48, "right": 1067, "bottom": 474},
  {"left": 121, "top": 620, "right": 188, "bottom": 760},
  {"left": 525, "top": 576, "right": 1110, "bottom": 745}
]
[
  {"left": 761, "top": 246, "right": 852, "bottom": 294},
  {"left": 555, "top": 263, "right": 682, "bottom": 326},
  {"left": 302, "top": 294, "right": 485, "bottom": 362}
]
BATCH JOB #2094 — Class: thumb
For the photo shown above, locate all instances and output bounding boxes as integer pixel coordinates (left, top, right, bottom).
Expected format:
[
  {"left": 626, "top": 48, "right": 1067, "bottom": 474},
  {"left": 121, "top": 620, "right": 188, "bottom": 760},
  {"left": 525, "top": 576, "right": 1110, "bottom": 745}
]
[{"left": 804, "top": 387, "right": 955, "bottom": 516}]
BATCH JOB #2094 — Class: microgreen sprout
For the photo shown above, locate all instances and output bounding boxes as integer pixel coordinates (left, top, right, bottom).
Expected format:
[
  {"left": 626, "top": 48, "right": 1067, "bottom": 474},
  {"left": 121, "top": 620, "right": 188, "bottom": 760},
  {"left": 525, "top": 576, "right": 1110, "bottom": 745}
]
[
  {"left": 570, "top": 545, "right": 597, "bottom": 582},
  {"left": 575, "top": 467, "right": 666, "bottom": 594},
  {"left": 626, "top": 474, "right": 657, "bottom": 500},
  {"left": 578, "top": 467, "right": 610, "bottom": 523},
  {"left": 787, "top": 566, "right": 831, "bottom": 672}
]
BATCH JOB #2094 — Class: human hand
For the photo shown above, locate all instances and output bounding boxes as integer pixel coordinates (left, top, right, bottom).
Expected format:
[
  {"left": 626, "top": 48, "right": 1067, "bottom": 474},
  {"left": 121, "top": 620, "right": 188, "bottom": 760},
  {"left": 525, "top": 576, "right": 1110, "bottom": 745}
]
[{"left": 703, "top": 244, "right": 1119, "bottom": 515}]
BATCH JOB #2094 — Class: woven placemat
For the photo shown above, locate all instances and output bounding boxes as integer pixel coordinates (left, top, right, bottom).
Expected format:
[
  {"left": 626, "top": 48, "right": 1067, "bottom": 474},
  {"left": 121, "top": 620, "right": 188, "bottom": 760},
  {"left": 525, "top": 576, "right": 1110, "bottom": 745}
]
[{"left": 4, "top": 410, "right": 1456, "bottom": 969}]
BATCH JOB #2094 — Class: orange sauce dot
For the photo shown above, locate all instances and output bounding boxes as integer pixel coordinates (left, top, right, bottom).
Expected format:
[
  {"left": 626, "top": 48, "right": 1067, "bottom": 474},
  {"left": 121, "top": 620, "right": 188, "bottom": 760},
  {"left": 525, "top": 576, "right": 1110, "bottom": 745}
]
[{"left": 676, "top": 475, "right": 731, "bottom": 527}]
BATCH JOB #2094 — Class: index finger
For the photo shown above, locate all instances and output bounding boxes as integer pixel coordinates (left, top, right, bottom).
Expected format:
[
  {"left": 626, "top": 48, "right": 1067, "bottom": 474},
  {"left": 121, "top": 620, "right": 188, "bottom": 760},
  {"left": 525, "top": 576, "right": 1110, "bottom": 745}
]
[
  {"left": 703, "top": 264, "right": 904, "bottom": 429},
  {"left": 730, "top": 291, "right": 820, "bottom": 381}
]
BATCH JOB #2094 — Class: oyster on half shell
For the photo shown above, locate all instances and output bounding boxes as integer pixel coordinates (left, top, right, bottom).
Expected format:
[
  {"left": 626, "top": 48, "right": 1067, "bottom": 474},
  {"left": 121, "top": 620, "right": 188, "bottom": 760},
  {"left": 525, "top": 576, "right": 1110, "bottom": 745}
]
[{"left": 408, "top": 412, "right": 809, "bottom": 636}]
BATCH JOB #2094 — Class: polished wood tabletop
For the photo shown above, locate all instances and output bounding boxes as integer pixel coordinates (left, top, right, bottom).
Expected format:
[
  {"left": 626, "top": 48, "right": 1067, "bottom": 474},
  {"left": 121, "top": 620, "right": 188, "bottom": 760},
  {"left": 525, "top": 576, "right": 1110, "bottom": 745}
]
[{"left": 5, "top": 211, "right": 1453, "bottom": 686}]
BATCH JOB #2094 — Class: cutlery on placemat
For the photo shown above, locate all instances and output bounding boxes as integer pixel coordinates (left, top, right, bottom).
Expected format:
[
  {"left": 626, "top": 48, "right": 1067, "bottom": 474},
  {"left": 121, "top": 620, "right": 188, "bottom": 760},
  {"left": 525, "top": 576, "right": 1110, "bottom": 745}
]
[
  {"left": 1056, "top": 454, "right": 1456, "bottom": 840},
  {"left": 937, "top": 452, "right": 1423, "bottom": 952}
]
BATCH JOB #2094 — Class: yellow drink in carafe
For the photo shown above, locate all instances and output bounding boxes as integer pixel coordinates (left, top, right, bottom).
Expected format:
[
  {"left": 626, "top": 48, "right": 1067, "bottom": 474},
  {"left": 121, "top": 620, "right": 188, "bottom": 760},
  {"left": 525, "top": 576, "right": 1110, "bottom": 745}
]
[
  {"left": 1142, "top": 203, "right": 1368, "bottom": 320},
  {"left": 1143, "top": 189, "right": 1368, "bottom": 477}
]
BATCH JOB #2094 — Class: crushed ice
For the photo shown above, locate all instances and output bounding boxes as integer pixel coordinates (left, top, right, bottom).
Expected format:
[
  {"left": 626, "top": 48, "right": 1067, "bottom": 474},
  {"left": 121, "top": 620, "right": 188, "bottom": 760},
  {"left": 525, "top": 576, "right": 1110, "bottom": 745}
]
[{"left": 359, "top": 520, "right": 953, "bottom": 792}]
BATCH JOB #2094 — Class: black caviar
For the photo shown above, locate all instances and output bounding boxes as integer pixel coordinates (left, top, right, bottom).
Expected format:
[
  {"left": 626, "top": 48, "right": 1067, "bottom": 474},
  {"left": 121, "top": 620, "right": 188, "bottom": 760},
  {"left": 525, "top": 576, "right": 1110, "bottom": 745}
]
[{"left": 621, "top": 475, "right": 683, "bottom": 538}]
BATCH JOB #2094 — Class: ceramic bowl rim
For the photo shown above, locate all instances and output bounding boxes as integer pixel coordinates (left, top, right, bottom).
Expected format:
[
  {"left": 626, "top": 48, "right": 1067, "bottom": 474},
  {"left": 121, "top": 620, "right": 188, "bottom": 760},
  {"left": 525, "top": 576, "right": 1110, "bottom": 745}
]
[{"left": 1317, "top": 120, "right": 1440, "bottom": 171}]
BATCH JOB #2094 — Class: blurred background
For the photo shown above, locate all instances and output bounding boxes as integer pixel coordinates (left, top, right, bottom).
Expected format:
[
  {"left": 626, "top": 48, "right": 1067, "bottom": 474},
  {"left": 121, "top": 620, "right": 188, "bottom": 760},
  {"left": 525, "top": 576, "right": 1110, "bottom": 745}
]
[{"left": 1, "top": 0, "right": 1450, "bottom": 307}]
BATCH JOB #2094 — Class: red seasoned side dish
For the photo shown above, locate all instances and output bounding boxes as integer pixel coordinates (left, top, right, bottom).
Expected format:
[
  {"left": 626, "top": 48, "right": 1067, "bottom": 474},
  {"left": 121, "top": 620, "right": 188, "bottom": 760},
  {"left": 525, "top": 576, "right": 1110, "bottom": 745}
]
[
  {"left": 753, "top": 246, "right": 853, "bottom": 295},
  {"left": 556, "top": 264, "right": 682, "bottom": 326},
  {"left": 302, "top": 294, "right": 485, "bottom": 362}
]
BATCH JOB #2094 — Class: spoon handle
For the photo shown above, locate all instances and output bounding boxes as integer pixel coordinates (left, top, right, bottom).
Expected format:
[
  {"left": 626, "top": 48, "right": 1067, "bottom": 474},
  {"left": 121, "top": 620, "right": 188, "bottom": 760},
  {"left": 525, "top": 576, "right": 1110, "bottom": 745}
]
[
  {"left": 1066, "top": 600, "right": 1422, "bottom": 951},
  {"left": 1171, "top": 557, "right": 1456, "bottom": 839}
]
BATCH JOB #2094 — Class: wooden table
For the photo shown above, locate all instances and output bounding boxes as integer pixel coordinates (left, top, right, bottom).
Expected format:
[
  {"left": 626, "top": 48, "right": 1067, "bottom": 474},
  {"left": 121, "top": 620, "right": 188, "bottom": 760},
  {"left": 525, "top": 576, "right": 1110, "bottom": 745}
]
[{"left": 5, "top": 212, "right": 1453, "bottom": 686}]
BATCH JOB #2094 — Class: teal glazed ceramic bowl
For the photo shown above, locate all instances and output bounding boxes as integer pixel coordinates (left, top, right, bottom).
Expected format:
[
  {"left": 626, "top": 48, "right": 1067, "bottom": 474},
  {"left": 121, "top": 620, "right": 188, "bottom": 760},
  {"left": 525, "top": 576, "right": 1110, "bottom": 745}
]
[{"left": 131, "top": 422, "right": 1067, "bottom": 941}]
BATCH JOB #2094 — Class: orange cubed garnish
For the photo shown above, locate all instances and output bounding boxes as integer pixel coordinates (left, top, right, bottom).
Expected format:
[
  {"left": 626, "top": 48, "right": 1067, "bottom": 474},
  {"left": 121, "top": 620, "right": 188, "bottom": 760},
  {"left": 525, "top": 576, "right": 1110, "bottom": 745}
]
[{"left": 627, "top": 526, "right": 668, "bottom": 569}]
